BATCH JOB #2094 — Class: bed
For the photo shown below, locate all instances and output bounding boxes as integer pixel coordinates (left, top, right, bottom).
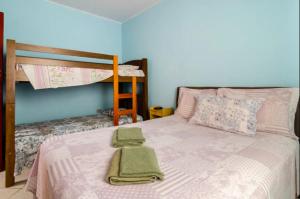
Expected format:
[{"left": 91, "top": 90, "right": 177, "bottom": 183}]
[
  {"left": 26, "top": 87, "right": 299, "bottom": 199},
  {"left": 15, "top": 112, "right": 143, "bottom": 176}
]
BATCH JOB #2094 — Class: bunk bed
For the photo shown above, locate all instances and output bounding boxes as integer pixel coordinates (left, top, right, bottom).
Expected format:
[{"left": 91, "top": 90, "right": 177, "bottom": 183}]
[{"left": 4, "top": 39, "right": 148, "bottom": 187}]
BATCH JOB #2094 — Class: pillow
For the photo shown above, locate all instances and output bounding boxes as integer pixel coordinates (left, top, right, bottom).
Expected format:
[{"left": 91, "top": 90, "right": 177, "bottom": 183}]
[
  {"left": 189, "top": 95, "right": 263, "bottom": 136},
  {"left": 217, "top": 88, "right": 299, "bottom": 138},
  {"left": 175, "top": 87, "right": 217, "bottom": 119},
  {"left": 98, "top": 108, "right": 143, "bottom": 124},
  {"left": 118, "top": 65, "right": 139, "bottom": 70},
  {"left": 98, "top": 108, "right": 125, "bottom": 117}
]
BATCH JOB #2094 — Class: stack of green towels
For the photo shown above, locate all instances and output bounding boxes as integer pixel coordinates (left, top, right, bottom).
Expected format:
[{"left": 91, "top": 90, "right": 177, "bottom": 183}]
[
  {"left": 106, "top": 146, "right": 164, "bottom": 185},
  {"left": 112, "top": 127, "right": 145, "bottom": 147},
  {"left": 106, "top": 127, "right": 164, "bottom": 185}
]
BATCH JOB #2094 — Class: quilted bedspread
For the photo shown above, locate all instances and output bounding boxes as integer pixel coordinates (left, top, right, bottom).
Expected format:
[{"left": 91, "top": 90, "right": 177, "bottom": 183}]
[{"left": 26, "top": 116, "right": 299, "bottom": 199}]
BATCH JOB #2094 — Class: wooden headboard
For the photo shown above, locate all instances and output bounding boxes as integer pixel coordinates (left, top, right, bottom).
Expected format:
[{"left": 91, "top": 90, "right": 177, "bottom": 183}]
[{"left": 176, "top": 87, "right": 300, "bottom": 139}]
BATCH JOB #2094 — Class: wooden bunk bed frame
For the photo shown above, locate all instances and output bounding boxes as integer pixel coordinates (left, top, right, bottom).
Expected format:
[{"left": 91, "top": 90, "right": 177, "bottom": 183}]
[{"left": 4, "top": 39, "right": 148, "bottom": 187}]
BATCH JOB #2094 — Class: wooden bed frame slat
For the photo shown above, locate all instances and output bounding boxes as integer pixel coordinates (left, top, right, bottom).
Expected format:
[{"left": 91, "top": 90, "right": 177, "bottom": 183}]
[
  {"left": 119, "top": 109, "right": 133, "bottom": 115},
  {"left": 99, "top": 76, "right": 145, "bottom": 83},
  {"left": 132, "top": 76, "right": 137, "bottom": 123},
  {"left": 119, "top": 93, "right": 132, "bottom": 99},
  {"left": 113, "top": 56, "right": 119, "bottom": 126},
  {"left": 5, "top": 40, "right": 16, "bottom": 187},
  {"left": 15, "top": 42, "right": 114, "bottom": 60},
  {"left": 16, "top": 56, "right": 113, "bottom": 70}
]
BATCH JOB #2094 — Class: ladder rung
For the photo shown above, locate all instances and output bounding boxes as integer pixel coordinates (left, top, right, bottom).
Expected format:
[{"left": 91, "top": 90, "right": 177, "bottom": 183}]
[
  {"left": 119, "top": 93, "right": 132, "bottom": 99},
  {"left": 119, "top": 109, "right": 133, "bottom": 115}
]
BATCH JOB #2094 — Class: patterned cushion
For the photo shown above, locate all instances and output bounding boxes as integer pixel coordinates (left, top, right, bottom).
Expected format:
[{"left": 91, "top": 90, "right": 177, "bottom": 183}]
[
  {"left": 218, "top": 88, "right": 299, "bottom": 138},
  {"left": 189, "top": 95, "right": 263, "bottom": 136},
  {"left": 175, "top": 88, "right": 217, "bottom": 119},
  {"left": 98, "top": 108, "right": 143, "bottom": 125},
  {"left": 99, "top": 108, "right": 125, "bottom": 117}
]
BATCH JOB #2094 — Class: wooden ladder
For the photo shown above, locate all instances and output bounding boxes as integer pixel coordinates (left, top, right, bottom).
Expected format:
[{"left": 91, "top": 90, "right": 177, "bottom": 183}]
[{"left": 113, "top": 56, "right": 137, "bottom": 126}]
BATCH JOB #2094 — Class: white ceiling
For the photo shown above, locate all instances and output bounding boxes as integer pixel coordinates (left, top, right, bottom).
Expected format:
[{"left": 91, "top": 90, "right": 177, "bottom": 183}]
[{"left": 49, "top": 0, "right": 160, "bottom": 23}]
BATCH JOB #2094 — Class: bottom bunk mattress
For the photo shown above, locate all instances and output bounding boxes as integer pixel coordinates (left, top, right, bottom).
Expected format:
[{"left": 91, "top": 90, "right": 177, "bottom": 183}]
[
  {"left": 15, "top": 112, "right": 142, "bottom": 175},
  {"left": 26, "top": 115, "right": 299, "bottom": 199}
]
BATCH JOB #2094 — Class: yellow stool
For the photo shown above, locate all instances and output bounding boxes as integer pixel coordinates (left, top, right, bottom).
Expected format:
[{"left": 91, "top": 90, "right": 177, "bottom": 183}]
[{"left": 149, "top": 107, "right": 173, "bottom": 119}]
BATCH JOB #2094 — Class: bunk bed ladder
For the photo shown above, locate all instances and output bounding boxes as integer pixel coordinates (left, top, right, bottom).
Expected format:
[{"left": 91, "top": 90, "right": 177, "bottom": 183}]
[{"left": 113, "top": 56, "right": 137, "bottom": 126}]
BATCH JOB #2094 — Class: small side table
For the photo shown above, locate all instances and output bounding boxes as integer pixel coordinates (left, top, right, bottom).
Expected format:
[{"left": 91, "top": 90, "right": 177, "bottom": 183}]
[{"left": 149, "top": 107, "right": 173, "bottom": 119}]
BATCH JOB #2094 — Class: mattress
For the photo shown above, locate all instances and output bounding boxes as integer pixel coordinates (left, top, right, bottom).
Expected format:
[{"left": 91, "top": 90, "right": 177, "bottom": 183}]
[
  {"left": 26, "top": 115, "right": 299, "bottom": 199},
  {"left": 15, "top": 113, "right": 143, "bottom": 175}
]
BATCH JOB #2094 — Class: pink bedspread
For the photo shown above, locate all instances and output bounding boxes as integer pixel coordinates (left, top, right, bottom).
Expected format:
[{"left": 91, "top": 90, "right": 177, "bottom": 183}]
[{"left": 26, "top": 116, "right": 299, "bottom": 199}]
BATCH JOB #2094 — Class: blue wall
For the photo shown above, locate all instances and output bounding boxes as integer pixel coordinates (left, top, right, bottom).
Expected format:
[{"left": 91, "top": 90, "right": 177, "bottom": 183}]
[
  {"left": 1, "top": 0, "right": 299, "bottom": 123},
  {"left": 0, "top": 0, "right": 121, "bottom": 124},
  {"left": 123, "top": 0, "right": 299, "bottom": 107}
]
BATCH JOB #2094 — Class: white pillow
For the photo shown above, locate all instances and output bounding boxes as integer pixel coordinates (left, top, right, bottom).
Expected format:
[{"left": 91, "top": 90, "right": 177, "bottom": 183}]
[{"left": 118, "top": 65, "right": 139, "bottom": 70}]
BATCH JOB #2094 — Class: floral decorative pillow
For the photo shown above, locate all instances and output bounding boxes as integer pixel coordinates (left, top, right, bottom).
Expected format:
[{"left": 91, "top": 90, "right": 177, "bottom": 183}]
[{"left": 189, "top": 95, "right": 263, "bottom": 136}]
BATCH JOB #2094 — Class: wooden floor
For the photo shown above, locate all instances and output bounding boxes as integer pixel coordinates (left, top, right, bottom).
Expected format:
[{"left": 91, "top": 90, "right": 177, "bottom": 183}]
[{"left": 0, "top": 169, "right": 33, "bottom": 199}]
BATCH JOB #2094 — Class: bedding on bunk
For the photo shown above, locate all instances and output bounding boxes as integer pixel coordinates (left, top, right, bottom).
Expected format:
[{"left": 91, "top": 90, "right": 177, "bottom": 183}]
[
  {"left": 19, "top": 64, "right": 145, "bottom": 89},
  {"left": 26, "top": 115, "right": 299, "bottom": 199},
  {"left": 15, "top": 113, "right": 143, "bottom": 175}
]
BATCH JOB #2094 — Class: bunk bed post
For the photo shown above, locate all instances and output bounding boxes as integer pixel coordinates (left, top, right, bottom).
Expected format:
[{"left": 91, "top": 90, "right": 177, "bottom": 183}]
[
  {"left": 132, "top": 77, "right": 137, "bottom": 123},
  {"left": 141, "top": 58, "right": 149, "bottom": 120},
  {"left": 0, "top": 12, "right": 4, "bottom": 172},
  {"left": 5, "top": 39, "right": 16, "bottom": 187},
  {"left": 113, "top": 55, "right": 119, "bottom": 126}
]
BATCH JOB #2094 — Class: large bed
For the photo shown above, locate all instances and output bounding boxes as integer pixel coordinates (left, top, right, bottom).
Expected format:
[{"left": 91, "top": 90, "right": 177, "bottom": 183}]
[
  {"left": 26, "top": 115, "right": 299, "bottom": 199},
  {"left": 26, "top": 87, "right": 300, "bottom": 199}
]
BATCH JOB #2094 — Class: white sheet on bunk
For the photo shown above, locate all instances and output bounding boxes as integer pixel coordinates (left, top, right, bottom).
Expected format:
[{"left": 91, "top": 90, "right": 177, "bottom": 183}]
[{"left": 19, "top": 64, "right": 145, "bottom": 89}]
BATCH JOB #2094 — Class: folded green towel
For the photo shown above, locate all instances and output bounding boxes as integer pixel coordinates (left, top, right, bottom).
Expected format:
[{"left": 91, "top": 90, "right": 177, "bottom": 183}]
[
  {"left": 117, "top": 127, "right": 144, "bottom": 141},
  {"left": 112, "top": 127, "right": 145, "bottom": 147},
  {"left": 106, "top": 146, "right": 164, "bottom": 185}
]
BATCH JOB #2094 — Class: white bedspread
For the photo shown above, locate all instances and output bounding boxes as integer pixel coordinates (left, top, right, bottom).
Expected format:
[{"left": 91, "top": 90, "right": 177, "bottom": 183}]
[
  {"left": 26, "top": 115, "right": 299, "bottom": 199},
  {"left": 19, "top": 64, "right": 144, "bottom": 89}
]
